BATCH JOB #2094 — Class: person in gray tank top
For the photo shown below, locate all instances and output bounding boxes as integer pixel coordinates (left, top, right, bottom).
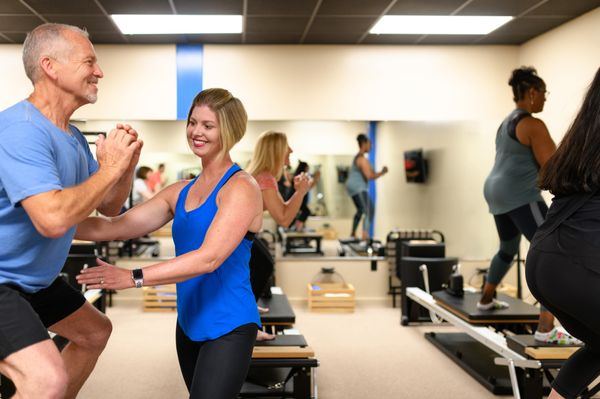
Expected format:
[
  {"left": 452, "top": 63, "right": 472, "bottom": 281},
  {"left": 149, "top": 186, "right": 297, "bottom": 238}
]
[
  {"left": 480, "top": 67, "right": 579, "bottom": 344},
  {"left": 346, "top": 133, "right": 388, "bottom": 240}
]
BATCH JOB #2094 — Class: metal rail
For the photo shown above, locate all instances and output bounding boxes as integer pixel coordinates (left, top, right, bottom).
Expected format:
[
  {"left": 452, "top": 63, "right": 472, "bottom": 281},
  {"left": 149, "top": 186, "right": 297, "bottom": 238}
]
[{"left": 406, "top": 287, "right": 541, "bottom": 399}]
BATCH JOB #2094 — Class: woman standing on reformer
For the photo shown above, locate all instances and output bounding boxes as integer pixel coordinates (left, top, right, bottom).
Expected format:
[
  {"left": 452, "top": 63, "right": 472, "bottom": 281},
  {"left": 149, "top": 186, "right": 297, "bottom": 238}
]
[
  {"left": 480, "top": 67, "right": 578, "bottom": 345},
  {"left": 526, "top": 67, "right": 600, "bottom": 399},
  {"left": 346, "top": 133, "right": 387, "bottom": 240}
]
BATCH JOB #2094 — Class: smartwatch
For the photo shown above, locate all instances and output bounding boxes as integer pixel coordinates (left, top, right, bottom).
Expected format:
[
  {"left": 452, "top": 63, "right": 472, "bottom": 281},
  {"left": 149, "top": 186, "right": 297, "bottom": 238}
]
[{"left": 131, "top": 268, "right": 144, "bottom": 288}]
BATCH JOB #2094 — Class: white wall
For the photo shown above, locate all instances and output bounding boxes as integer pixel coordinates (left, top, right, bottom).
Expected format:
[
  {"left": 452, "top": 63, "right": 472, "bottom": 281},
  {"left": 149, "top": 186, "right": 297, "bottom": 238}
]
[
  {"left": 0, "top": 43, "right": 517, "bottom": 121},
  {"left": 519, "top": 7, "right": 600, "bottom": 142},
  {"left": 0, "top": 45, "right": 177, "bottom": 120},
  {"left": 204, "top": 45, "right": 516, "bottom": 121},
  {"left": 0, "top": 45, "right": 32, "bottom": 109}
]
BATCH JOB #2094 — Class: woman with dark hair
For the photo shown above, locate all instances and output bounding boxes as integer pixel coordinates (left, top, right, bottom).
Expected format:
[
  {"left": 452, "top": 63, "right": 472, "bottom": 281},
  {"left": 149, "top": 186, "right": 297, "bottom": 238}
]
[
  {"left": 288, "top": 161, "right": 320, "bottom": 231},
  {"left": 346, "top": 133, "right": 387, "bottom": 240},
  {"left": 526, "top": 68, "right": 600, "bottom": 399},
  {"left": 479, "top": 67, "right": 578, "bottom": 344}
]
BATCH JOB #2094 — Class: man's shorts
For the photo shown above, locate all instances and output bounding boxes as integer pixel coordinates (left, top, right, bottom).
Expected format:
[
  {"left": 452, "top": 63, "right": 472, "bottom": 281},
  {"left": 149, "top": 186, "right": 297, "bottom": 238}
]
[{"left": 0, "top": 277, "right": 86, "bottom": 360}]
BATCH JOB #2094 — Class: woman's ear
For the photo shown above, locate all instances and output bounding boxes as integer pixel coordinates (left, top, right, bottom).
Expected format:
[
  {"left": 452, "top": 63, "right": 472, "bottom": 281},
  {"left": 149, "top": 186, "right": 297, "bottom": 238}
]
[{"left": 529, "top": 87, "right": 536, "bottom": 104}]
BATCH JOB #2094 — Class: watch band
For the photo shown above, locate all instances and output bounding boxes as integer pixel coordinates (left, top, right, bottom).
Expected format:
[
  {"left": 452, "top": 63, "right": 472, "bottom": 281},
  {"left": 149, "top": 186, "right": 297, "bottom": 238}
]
[{"left": 131, "top": 268, "right": 144, "bottom": 288}]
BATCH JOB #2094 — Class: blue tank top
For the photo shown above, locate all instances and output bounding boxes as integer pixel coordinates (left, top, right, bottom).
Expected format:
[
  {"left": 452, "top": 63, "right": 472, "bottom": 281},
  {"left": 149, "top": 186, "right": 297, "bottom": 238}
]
[{"left": 172, "top": 163, "right": 260, "bottom": 341}]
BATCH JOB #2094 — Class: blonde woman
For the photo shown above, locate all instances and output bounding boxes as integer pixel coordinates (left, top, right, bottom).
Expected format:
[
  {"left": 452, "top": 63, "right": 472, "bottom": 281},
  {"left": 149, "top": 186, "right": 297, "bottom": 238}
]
[
  {"left": 247, "top": 131, "right": 311, "bottom": 227},
  {"left": 246, "top": 131, "right": 311, "bottom": 342},
  {"left": 75, "top": 88, "right": 263, "bottom": 398}
]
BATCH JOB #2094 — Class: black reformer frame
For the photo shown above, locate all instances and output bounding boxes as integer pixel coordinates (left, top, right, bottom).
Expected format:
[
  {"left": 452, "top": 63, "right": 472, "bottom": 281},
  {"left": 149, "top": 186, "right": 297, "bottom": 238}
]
[
  {"left": 241, "top": 335, "right": 318, "bottom": 399},
  {"left": 258, "top": 291, "right": 296, "bottom": 334},
  {"left": 407, "top": 287, "right": 566, "bottom": 398},
  {"left": 385, "top": 229, "right": 445, "bottom": 308},
  {"left": 427, "top": 290, "right": 540, "bottom": 395}
]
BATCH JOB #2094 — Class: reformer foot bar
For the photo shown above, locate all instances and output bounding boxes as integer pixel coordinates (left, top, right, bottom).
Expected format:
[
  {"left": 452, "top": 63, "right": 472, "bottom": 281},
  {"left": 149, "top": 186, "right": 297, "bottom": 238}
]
[{"left": 406, "top": 287, "right": 541, "bottom": 399}]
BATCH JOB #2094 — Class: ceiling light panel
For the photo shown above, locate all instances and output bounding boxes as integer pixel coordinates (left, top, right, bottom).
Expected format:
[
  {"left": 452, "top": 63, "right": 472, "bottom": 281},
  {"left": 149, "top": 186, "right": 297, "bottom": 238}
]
[
  {"left": 370, "top": 15, "right": 513, "bottom": 35},
  {"left": 111, "top": 14, "right": 243, "bottom": 34}
]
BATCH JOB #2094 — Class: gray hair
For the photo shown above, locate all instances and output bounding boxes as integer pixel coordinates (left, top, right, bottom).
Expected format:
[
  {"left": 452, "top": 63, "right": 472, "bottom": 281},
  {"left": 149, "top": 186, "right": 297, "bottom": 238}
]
[{"left": 22, "top": 23, "right": 89, "bottom": 83}]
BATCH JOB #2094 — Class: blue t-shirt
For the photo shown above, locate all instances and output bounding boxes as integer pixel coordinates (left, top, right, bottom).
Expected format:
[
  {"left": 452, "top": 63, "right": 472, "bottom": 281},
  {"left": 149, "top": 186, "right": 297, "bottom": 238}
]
[
  {"left": 0, "top": 100, "right": 98, "bottom": 292},
  {"left": 173, "top": 164, "right": 260, "bottom": 341}
]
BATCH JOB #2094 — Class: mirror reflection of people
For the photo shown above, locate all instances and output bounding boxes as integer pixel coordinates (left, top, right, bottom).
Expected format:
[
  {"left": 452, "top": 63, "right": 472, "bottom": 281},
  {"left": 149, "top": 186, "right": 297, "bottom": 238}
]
[
  {"left": 132, "top": 166, "right": 155, "bottom": 206},
  {"left": 479, "top": 67, "right": 578, "bottom": 344},
  {"left": 147, "top": 163, "right": 167, "bottom": 191},
  {"left": 0, "top": 23, "right": 141, "bottom": 398},
  {"left": 346, "top": 134, "right": 387, "bottom": 240},
  {"left": 247, "top": 132, "right": 312, "bottom": 341},
  {"left": 290, "top": 161, "right": 320, "bottom": 231},
  {"left": 526, "top": 67, "right": 600, "bottom": 399},
  {"left": 248, "top": 131, "right": 312, "bottom": 228},
  {"left": 277, "top": 165, "right": 293, "bottom": 201},
  {"left": 75, "top": 88, "right": 264, "bottom": 398}
]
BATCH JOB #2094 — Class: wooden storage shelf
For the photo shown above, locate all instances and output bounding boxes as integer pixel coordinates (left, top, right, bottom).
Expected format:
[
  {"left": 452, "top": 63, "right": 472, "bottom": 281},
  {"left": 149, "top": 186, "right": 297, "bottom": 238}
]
[
  {"left": 143, "top": 284, "right": 177, "bottom": 312},
  {"left": 307, "top": 283, "right": 355, "bottom": 313}
]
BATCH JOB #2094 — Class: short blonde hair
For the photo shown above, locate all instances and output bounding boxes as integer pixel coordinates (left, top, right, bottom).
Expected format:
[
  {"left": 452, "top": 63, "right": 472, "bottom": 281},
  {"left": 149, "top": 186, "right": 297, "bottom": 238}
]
[
  {"left": 23, "top": 23, "right": 89, "bottom": 83},
  {"left": 247, "top": 131, "right": 288, "bottom": 179},
  {"left": 186, "top": 88, "right": 248, "bottom": 159}
]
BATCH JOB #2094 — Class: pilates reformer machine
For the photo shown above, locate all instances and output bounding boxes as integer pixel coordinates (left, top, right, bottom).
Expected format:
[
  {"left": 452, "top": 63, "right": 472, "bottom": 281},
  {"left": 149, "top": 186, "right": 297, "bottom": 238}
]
[
  {"left": 258, "top": 286, "right": 296, "bottom": 334},
  {"left": 385, "top": 229, "right": 446, "bottom": 308},
  {"left": 242, "top": 334, "right": 318, "bottom": 399},
  {"left": 406, "top": 287, "right": 597, "bottom": 398},
  {"left": 240, "top": 286, "right": 319, "bottom": 399},
  {"left": 278, "top": 227, "right": 324, "bottom": 256}
]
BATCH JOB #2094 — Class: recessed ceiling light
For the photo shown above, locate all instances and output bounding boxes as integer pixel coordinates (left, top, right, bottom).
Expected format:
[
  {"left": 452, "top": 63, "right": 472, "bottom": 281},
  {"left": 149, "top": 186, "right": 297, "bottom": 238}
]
[
  {"left": 111, "top": 15, "right": 243, "bottom": 34},
  {"left": 370, "top": 15, "right": 513, "bottom": 35}
]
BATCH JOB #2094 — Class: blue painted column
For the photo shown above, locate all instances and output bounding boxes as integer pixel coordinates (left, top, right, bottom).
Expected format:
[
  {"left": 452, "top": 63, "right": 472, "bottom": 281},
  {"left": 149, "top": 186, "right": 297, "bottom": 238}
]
[
  {"left": 368, "top": 121, "right": 377, "bottom": 239},
  {"left": 176, "top": 44, "right": 204, "bottom": 120}
]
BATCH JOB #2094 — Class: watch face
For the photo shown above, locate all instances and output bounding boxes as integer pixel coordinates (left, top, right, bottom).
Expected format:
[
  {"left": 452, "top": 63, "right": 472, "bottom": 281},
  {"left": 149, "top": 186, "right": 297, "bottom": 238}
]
[{"left": 132, "top": 269, "right": 143, "bottom": 280}]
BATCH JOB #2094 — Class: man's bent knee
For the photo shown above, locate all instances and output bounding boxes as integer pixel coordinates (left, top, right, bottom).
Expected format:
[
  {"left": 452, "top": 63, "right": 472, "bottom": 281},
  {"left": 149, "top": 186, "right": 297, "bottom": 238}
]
[
  {"left": 73, "top": 313, "right": 112, "bottom": 351},
  {"left": 2, "top": 341, "right": 68, "bottom": 399},
  {"left": 53, "top": 305, "right": 113, "bottom": 352}
]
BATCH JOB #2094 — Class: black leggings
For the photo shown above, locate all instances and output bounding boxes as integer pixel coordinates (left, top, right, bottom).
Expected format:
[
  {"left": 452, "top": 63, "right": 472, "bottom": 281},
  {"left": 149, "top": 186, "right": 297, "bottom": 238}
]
[
  {"left": 487, "top": 201, "right": 548, "bottom": 308},
  {"left": 175, "top": 322, "right": 257, "bottom": 399},
  {"left": 526, "top": 248, "right": 600, "bottom": 398},
  {"left": 351, "top": 191, "right": 374, "bottom": 236}
]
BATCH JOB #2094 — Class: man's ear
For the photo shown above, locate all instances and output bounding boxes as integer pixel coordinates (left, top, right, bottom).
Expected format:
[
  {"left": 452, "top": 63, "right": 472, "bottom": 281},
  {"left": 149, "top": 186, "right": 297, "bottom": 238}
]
[{"left": 39, "top": 55, "right": 59, "bottom": 81}]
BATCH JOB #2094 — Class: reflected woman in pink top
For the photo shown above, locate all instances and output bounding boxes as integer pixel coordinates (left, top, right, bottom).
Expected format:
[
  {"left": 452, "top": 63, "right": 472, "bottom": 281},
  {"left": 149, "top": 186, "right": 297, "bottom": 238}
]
[{"left": 247, "top": 131, "right": 311, "bottom": 227}]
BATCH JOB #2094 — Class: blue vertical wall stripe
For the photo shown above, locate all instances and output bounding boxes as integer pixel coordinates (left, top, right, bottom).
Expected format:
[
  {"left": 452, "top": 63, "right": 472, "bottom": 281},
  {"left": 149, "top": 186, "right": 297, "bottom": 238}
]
[
  {"left": 176, "top": 44, "right": 204, "bottom": 120},
  {"left": 368, "top": 121, "right": 377, "bottom": 238}
]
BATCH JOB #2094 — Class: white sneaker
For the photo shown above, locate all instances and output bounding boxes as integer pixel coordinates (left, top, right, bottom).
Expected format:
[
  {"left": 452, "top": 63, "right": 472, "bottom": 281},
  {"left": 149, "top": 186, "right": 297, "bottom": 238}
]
[
  {"left": 477, "top": 298, "right": 510, "bottom": 310},
  {"left": 534, "top": 327, "right": 582, "bottom": 345}
]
